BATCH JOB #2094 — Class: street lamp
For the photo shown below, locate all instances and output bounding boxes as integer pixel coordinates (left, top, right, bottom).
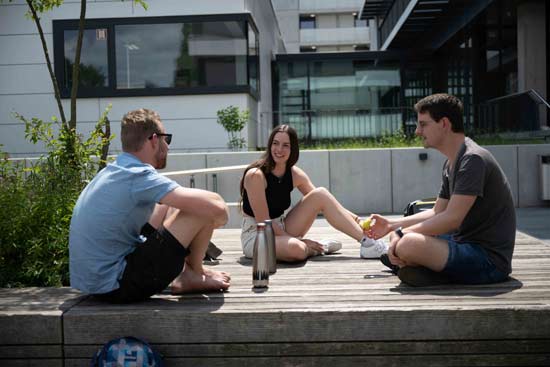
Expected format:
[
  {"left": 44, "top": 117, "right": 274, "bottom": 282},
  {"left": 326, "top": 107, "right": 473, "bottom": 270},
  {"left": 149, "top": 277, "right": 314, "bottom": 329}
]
[{"left": 124, "top": 43, "right": 139, "bottom": 88}]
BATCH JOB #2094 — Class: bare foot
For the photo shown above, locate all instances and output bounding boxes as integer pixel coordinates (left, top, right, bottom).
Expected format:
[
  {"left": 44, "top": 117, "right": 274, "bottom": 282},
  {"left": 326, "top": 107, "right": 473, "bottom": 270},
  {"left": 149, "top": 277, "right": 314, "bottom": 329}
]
[
  {"left": 171, "top": 266, "right": 230, "bottom": 294},
  {"left": 203, "top": 267, "right": 231, "bottom": 281}
]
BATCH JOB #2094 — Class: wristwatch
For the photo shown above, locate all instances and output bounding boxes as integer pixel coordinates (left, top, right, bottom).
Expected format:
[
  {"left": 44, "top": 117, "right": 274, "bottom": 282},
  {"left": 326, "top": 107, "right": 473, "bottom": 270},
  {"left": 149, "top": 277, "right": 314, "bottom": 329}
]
[{"left": 394, "top": 227, "right": 404, "bottom": 238}]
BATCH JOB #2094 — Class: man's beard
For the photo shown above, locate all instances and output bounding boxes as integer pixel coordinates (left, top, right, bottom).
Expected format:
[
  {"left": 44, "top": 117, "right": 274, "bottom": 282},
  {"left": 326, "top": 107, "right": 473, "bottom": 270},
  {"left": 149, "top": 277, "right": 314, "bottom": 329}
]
[{"left": 155, "top": 150, "right": 167, "bottom": 169}]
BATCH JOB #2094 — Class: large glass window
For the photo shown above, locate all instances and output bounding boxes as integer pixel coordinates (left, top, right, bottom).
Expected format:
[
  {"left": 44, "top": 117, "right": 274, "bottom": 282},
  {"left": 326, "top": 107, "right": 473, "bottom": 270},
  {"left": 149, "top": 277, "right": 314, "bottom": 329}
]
[
  {"left": 276, "top": 57, "right": 402, "bottom": 140},
  {"left": 63, "top": 28, "right": 109, "bottom": 89},
  {"left": 248, "top": 23, "right": 259, "bottom": 94},
  {"left": 54, "top": 15, "right": 258, "bottom": 98},
  {"left": 115, "top": 22, "right": 247, "bottom": 89}
]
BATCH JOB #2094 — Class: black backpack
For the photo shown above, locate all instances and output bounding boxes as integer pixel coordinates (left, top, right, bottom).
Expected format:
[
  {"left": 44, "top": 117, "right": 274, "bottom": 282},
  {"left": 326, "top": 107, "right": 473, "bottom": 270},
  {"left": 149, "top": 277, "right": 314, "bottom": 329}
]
[{"left": 403, "top": 198, "right": 436, "bottom": 216}]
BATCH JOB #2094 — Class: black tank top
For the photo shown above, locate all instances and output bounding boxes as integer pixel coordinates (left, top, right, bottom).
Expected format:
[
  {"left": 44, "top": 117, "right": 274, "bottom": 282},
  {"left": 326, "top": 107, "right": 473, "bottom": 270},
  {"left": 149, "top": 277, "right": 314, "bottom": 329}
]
[{"left": 242, "top": 167, "right": 294, "bottom": 219}]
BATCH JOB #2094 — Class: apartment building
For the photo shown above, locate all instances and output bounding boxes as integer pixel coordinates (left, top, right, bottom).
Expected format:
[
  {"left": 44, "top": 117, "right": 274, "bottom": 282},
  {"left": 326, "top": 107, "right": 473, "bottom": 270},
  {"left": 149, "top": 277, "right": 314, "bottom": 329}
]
[{"left": 272, "top": 0, "right": 373, "bottom": 53}]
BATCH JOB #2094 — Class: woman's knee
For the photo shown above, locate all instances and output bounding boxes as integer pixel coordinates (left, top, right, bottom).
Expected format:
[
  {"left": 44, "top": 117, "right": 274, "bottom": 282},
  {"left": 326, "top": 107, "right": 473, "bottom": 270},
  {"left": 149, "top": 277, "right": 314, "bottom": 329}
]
[
  {"left": 280, "top": 240, "right": 308, "bottom": 262},
  {"left": 304, "top": 186, "right": 331, "bottom": 201}
]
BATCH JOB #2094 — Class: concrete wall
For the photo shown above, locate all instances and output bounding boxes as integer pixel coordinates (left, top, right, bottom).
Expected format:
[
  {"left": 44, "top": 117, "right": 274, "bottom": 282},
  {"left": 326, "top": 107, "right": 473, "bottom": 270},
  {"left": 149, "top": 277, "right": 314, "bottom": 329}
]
[
  {"left": 154, "top": 144, "right": 550, "bottom": 227},
  {"left": 0, "top": 0, "right": 283, "bottom": 157},
  {"left": 11, "top": 144, "right": 550, "bottom": 227}
]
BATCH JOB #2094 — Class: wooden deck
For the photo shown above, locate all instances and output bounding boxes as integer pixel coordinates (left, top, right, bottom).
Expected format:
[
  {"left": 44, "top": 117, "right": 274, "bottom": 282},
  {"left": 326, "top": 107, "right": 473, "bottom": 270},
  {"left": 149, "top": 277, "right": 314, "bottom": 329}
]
[{"left": 2, "top": 224, "right": 550, "bottom": 366}]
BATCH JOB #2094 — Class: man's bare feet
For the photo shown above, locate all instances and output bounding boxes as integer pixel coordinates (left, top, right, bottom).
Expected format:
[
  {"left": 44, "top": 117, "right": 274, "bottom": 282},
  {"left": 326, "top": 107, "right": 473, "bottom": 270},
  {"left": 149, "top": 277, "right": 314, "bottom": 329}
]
[
  {"left": 171, "top": 266, "right": 230, "bottom": 294},
  {"left": 203, "top": 267, "right": 231, "bottom": 281}
]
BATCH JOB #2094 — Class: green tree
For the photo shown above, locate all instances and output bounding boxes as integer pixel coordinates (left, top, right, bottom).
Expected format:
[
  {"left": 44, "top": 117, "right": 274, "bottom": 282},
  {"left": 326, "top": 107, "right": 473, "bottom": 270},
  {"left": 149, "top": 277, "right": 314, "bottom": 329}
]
[
  {"left": 0, "top": 0, "right": 147, "bottom": 287},
  {"left": 216, "top": 105, "right": 250, "bottom": 150}
]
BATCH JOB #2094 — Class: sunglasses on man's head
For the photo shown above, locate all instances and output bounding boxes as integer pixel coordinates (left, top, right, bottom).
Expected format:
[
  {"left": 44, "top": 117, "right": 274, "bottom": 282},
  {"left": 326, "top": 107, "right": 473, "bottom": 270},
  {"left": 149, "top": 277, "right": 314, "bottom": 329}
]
[{"left": 149, "top": 133, "right": 172, "bottom": 145}]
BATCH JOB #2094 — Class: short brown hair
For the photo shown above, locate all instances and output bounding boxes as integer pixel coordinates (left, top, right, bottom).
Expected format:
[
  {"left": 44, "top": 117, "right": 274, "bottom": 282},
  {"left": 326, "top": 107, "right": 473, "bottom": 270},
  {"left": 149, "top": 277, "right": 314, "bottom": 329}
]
[
  {"left": 121, "top": 109, "right": 162, "bottom": 152},
  {"left": 414, "top": 93, "right": 464, "bottom": 133}
]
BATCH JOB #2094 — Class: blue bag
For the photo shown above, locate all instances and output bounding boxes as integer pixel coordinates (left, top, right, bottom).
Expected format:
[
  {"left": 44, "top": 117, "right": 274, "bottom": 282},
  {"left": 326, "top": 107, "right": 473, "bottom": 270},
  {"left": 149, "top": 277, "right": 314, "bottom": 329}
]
[{"left": 91, "top": 336, "right": 164, "bottom": 367}]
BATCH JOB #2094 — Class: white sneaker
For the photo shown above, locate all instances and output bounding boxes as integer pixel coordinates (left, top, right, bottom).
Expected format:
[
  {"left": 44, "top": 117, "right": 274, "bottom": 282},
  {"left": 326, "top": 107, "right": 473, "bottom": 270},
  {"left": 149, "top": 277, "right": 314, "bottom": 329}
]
[
  {"left": 318, "top": 239, "right": 342, "bottom": 255},
  {"left": 360, "top": 237, "right": 388, "bottom": 259}
]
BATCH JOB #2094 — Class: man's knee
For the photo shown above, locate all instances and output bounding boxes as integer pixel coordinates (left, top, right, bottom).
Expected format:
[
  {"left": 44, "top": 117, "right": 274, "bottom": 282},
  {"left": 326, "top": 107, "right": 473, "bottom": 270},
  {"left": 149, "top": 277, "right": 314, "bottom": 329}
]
[{"left": 395, "top": 234, "right": 423, "bottom": 262}]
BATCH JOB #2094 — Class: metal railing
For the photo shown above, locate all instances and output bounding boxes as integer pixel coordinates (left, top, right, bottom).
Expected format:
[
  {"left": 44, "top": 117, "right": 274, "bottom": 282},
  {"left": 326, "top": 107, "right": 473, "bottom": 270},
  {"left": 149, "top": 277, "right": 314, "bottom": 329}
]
[
  {"left": 266, "top": 107, "right": 416, "bottom": 142},
  {"left": 477, "top": 89, "right": 550, "bottom": 133},
  {"left": 161, "top": 164, "right": 247, "bottom": 191}
]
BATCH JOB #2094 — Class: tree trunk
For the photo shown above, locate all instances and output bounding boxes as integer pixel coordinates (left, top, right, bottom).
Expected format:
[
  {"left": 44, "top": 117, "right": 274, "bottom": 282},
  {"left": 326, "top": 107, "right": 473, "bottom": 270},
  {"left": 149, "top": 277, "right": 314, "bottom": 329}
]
[
  {"left": 69, "top": 0, "right": 87, "bottom": 131},
  {"left": 26, "top": 0, "right": 67, "bottom": 129},
  {"left": 98, "top": 116, "right": 111, "bottom": 172}
]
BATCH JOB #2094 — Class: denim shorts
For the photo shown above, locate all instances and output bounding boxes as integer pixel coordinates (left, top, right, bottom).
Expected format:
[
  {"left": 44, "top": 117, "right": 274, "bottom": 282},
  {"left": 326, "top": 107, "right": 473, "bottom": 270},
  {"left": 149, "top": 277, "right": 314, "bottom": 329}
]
[{"left": 439, "top": 234, "right": 509, "bottom": 284}]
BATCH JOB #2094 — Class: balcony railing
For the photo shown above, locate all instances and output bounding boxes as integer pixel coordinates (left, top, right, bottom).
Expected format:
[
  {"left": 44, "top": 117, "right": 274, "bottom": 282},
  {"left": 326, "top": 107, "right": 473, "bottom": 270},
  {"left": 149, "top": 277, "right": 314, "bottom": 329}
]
[
  {"left": 300, "top": 27, "right": 370, "bottom": 46},
  {"left": 477, "top": 89, "right": 550, "bottom": 133},
  {"left": 299, "top": 0, "right": 365, "bottom": 13},
  {"left": 265, "top": 108, "right": 416, "bottom": 143}
]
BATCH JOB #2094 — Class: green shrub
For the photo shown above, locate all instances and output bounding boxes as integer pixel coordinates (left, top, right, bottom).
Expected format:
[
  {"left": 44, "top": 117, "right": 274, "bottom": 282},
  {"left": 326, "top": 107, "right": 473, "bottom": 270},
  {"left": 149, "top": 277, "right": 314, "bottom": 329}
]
[
  {"left": 216, "top": 105, "right": 250, "bottom": 150},
  {"left": 0, "top": 108, "right": 112, "bottom": 287}
]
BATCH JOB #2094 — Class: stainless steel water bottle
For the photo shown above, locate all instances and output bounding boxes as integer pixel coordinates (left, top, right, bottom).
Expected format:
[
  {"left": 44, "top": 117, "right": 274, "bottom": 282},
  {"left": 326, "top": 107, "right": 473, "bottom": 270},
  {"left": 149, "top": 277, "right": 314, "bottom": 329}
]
[
  {"left": 264, "top": 220, "right": 277, "bottom": 274},
  {"left": 252, "top": 223, "right": 269, "bottom": 288}
]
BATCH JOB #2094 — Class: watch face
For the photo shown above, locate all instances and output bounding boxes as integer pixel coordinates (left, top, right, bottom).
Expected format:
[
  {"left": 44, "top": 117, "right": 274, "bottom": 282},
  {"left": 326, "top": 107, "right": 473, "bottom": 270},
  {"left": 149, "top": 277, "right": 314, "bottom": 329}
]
[{"left": 395, "top": 228, "right": 404, "bottom": 238}]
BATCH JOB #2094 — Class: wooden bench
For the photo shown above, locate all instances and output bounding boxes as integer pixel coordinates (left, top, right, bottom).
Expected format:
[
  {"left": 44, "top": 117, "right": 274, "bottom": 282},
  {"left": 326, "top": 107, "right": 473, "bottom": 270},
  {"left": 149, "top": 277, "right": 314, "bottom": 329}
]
[{"left": 1, "top": 225, "right": 550, "bottom": 366}]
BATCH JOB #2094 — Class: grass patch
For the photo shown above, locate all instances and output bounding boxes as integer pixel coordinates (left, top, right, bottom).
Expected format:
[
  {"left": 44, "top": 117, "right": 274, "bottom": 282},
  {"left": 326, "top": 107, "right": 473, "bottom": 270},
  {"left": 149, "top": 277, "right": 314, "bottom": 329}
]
[{"left": 299, "top": 131, "right": 549, "bottom": 150}]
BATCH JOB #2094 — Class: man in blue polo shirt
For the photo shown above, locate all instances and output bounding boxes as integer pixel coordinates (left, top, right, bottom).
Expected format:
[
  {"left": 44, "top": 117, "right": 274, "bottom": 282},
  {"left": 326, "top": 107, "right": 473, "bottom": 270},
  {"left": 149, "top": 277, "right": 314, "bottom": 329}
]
[{"left": 69, "top": 108, "right": 230, "bottom": 303}]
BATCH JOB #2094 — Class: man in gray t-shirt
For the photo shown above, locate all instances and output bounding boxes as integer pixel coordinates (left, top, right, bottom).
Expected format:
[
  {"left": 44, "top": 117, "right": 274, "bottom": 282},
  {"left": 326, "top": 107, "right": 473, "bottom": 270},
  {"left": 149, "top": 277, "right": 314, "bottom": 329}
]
[{"left": 369, "top": 94, "right": 516, "bottom": 286}]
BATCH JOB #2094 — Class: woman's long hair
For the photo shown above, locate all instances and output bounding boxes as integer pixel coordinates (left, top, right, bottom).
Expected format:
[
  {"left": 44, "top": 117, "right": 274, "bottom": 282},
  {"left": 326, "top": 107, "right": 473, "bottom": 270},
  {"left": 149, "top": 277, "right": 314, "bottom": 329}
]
[{"left": 239, "top": 125, "right": 299, "bottom": 201}]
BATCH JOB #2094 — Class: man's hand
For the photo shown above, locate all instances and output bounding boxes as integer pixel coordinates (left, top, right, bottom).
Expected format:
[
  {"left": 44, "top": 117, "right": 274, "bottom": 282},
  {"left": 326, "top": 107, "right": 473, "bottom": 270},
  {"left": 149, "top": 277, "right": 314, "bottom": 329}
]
[
  {"left": 367, "top": 214, "right": 392, "bottom": 239},
  {"left": 388, "top": 232, "right": 406, "bottom": 267}
]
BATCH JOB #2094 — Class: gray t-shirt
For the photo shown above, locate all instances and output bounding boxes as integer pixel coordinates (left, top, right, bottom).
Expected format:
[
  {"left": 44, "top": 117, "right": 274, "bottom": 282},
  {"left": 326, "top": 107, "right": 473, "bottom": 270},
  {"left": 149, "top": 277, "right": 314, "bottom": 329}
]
[{"left": 439, "top": 138, "right": 516, "bottom": 274}]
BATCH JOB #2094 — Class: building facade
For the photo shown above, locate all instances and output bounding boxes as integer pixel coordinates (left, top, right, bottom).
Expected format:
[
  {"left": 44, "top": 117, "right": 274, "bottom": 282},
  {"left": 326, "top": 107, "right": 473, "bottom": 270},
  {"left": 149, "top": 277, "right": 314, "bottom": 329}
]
[
  {"left": 272, "top": 0, "right": 372, "bottom": 53},
  {"left": 0, "top": 0, "right": 285, "bottom": 157},
  {"left": 359, "top": 0, "right": 549, "bottom": 131}
]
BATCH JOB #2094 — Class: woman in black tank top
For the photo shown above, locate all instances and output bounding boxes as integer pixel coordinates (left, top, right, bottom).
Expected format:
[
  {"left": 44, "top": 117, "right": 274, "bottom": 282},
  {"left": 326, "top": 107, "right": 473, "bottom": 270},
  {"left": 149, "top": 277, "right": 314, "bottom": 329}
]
[{"left": 239, "top": 125, "right": 377, "bottom": 262}]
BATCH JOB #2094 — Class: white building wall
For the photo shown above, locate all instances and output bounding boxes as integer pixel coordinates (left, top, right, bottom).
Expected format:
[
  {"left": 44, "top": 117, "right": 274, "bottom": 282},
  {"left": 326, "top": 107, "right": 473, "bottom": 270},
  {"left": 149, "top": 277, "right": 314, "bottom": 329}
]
[
  {"left": 272, "top": 0, "right": 369, "bottom": 53},
  {"left": 0, "top": 0, "right": 283, "bottom": 157}
]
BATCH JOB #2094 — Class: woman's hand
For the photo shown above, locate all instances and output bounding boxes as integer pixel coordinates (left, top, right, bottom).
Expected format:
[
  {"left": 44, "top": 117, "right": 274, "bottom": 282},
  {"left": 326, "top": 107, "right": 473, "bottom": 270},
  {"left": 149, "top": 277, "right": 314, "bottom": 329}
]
[{"left": 302, "top": 238, "right": 324, "bottom": 254}]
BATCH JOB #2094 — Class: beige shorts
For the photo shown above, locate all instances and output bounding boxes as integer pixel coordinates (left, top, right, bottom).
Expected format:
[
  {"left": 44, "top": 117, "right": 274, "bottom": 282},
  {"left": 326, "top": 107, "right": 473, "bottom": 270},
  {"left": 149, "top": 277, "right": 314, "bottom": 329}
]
[{"left": 241, "top": 215, "right": 285, "bottom": 258}]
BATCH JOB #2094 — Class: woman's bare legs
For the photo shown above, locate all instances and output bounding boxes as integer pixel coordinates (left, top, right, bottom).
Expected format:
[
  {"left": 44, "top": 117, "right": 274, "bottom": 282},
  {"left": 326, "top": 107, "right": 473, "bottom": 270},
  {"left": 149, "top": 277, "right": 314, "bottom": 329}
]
[
  {"left": 274, "top": 236, "right": 322, "bottom": 262},
  {"left": 284, "top": 187, "right": 363, "bottom": 241},
  {"left": 271, "top": 187, "right": 363, "bottom": 262}
]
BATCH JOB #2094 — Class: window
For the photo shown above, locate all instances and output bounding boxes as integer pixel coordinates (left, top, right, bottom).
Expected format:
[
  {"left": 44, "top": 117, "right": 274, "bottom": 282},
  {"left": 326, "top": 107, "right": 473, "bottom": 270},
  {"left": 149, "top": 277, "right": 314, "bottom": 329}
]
[
  {"left": 53, "top": 14, "right": 259, "bottom": 99},
  {"left": 299, "top": 15, "right": 316, "bottom": 29},
  {"left": 248, "top": 23, "right": 259, "bottom": 94},
  {"left": 63, "top": 29, "right": 109, "bottom": 89},
  {"left": 354, "top": 14, "right": 367, "bottom": 28}
]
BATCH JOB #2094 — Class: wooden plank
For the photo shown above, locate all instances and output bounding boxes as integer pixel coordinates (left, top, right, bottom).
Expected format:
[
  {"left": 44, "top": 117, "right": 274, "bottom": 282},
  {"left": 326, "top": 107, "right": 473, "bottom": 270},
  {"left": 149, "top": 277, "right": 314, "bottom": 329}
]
[
  {"left": 64, "top": 339, "right": 550, "bottom": 358},
  {"left": 0, "top": 345, "right": 61, "bottom": 359},
  {"left": 0, "top": 360, "right": 62, "bottom": 367},
  {"left": 62, "top": 308, "right": 550, "bottom": 344},
  {"left": 0, "top": 287, "right": 84, "bottom": 345},
  {"left": 65, "top": 354, "right": 550, "bottom": 367}
]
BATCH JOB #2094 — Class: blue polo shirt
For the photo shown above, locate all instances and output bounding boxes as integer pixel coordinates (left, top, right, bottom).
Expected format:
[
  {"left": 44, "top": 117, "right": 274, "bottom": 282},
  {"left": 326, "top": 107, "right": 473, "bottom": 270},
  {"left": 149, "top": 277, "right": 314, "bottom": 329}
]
[{"left": 69, "top": 152, "right": 179, "bottom": 294}]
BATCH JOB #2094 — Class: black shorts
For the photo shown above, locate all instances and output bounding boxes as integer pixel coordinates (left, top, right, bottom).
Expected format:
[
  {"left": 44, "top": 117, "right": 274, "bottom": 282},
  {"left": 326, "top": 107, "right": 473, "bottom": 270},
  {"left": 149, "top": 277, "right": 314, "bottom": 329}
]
[{"left": 94, "top": 224, "right": 189, "bottom": 303}]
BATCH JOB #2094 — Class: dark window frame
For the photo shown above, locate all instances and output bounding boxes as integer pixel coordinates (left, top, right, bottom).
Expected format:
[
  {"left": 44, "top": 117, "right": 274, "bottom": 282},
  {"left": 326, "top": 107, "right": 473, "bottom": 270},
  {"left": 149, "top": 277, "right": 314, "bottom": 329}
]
[{"left": 53, "top": 13, "right": 259, "bottom": 100}]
